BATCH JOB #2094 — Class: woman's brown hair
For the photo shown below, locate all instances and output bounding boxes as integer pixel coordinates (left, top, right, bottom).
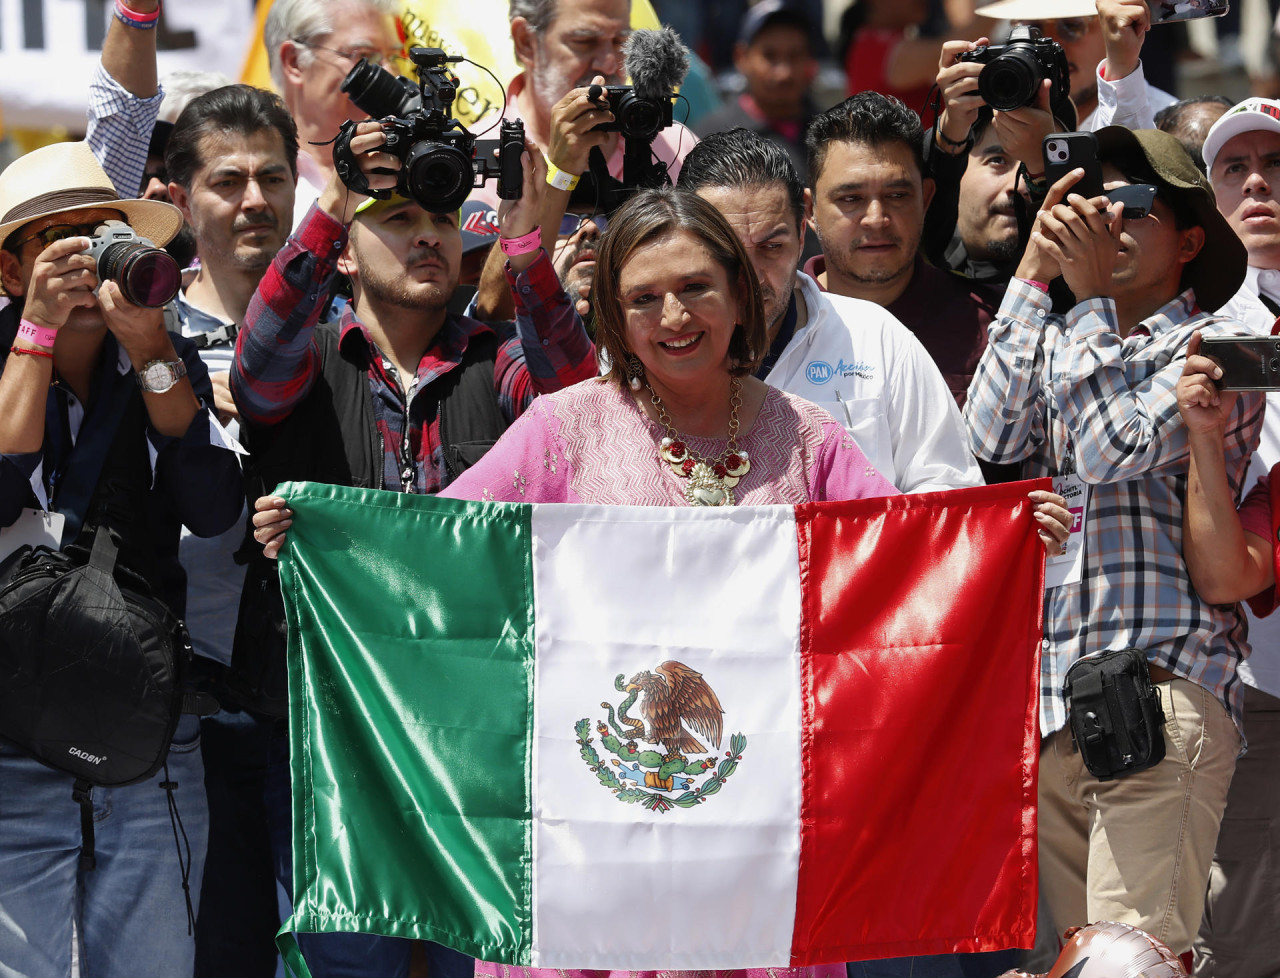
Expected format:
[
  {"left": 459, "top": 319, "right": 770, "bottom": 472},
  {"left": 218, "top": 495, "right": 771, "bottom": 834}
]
[{"left": 592, "top": 186, "right": 768, "bottom": 386}]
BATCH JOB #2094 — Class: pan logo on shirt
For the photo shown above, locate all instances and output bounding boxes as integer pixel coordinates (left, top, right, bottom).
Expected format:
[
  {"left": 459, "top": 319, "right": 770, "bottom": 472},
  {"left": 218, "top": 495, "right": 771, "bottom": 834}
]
[
  {"left": 806, "top": 359, "right": 875, "bottom": 385},
  {"left": 575, "top": 661, "right": 747, "bottom": 813}
]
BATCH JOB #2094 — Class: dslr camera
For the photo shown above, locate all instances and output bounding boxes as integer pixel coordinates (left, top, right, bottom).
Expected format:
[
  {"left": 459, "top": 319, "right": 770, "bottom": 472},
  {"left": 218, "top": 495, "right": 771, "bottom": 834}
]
[
  {"left": 333, "top": 47, "right": 523, "bottom": 214},
  {"left": 84, "top": 220, "right": 181, "bottom": 309},
  {"left": 586, "top": 84, "right": 674, "bottom": 142},
  {"left": 957, "top": 26, "right": 1069, "bottom": 112}
]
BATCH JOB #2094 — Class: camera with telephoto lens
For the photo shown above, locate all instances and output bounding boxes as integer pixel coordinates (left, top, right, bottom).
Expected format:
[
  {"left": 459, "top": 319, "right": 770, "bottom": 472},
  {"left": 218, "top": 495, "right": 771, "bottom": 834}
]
[
  {"left": 83, "top": 220, "right": 181, "bottom": 309},
  {"left": 587, "top": 84, "right": 674, "bottom": 141},
  {"left": 332, "top": 47, "right": 523, "bottom": 214},
  {"left": 957, "top": 26, "right": 1069, "bottom": 112}
]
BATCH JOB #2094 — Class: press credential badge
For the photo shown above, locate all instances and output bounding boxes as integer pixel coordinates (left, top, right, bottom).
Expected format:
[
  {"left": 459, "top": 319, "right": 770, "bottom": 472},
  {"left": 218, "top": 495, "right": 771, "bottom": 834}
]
[{"left": 1047, "top": 474, "right": 1086, "bottom": 588}]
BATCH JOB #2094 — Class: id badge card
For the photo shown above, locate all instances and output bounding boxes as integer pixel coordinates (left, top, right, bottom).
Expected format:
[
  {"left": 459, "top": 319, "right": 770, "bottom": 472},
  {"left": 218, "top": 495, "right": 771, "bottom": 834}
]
[
  {"left": 0, "top": 508, "right": 65, "bottom": 563},
  {"left": 1046, "top": 473, "right": 1087, "bottom": 589}
]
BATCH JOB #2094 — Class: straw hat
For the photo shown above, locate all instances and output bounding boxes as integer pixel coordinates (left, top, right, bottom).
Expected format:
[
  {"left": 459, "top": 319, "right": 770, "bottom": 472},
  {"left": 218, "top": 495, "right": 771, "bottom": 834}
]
[
  {"left": 0, "top": 141, "right": 183, "bottom": 293},
  {"left": 975, "top": 0, "right": 1099, "bottom": 20}
]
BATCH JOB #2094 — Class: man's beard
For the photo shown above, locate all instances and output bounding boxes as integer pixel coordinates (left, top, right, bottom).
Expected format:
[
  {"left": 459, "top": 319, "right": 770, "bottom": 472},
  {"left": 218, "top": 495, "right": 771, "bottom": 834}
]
[
  {"left": 764, "top": 276, "right": 796, "bottom": 339},
  {"left": 829, "top": 249, "right": 913, "bottom": 286},
  {"left": 356, "top": 248, "right": 455, "bottom": 312},
  {"left": 983, "top": 234, "right": 1020, "bottom": 264},
  {"left": 528, "top": 40, "right": 623, "bottom": 119}
]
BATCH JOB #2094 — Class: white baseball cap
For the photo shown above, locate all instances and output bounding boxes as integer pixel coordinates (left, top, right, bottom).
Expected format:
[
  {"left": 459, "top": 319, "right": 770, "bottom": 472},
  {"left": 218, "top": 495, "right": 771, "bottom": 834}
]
[{"left": 1202, "top": 97, "right": 1280, "bottom": 174}]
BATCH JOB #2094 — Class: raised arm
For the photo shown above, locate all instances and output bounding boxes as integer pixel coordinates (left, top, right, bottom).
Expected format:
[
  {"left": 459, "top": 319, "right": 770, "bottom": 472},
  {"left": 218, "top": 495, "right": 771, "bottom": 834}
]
[
  {"left": 88, "top": 0, "right": 163, "bottom": 198},
  {"left": 1179, "top": 331, "right": 1274, "bottom": 604}
]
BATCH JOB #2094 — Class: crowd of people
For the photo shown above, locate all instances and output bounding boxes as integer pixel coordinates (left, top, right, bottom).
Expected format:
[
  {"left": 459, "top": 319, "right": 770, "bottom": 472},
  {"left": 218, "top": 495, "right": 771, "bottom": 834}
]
[{"left": 2, "top": 0, "right": 1280, "bottom": 977}]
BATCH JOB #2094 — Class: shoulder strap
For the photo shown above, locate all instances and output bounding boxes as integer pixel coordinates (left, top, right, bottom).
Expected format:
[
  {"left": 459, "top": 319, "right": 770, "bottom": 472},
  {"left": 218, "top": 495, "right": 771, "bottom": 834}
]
[{"left": 53, "top": 351, "right": 138, "bottom": 546}]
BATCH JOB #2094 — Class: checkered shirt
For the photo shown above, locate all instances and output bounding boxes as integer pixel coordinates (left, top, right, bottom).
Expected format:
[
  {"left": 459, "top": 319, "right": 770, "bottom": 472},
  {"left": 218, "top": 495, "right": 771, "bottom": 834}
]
[
  {"left": 964, "top": 280, "right": 1264, "bottom": 737},
  {"left": 87, "top": 63, "right": 162, "bottom": 200}
]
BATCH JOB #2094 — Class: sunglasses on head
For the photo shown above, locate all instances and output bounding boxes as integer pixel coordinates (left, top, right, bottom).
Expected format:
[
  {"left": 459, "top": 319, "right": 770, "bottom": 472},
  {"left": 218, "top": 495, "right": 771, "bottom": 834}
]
[
  {"left": 1105, "top": 183, "right": 1158, "bottom": 219},
  {"left": 8, "top": 221, "right": 103, "bottom": 252}
]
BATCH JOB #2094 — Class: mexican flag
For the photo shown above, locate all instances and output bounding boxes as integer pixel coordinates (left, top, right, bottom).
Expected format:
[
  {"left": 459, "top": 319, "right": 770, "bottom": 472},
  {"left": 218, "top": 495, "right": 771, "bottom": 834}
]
[{"left": 275, "top": 480, "right": 1046, "bottom": 975}]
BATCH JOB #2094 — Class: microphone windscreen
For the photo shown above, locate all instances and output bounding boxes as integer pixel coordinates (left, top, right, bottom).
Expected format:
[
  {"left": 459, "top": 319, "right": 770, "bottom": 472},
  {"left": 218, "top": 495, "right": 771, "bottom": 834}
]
[{"left": 623, "top": 27, "right": 689, "bottom": 103}]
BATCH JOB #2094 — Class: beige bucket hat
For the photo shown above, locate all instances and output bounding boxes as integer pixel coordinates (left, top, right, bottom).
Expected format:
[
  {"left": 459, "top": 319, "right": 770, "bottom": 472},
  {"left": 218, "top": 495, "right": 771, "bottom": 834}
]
[{"left": 0, "top": 141, "right": 183, "bottom": 293}]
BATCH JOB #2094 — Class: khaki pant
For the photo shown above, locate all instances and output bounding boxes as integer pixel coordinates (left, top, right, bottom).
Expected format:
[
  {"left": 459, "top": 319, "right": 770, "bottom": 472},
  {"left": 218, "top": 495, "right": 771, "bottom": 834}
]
[
  {"left": 1194, "top": 685, "right": 1280, "bottom": 978},
  {"left": 1037, "top": 678, "right": 1239, "bottom": 955}
]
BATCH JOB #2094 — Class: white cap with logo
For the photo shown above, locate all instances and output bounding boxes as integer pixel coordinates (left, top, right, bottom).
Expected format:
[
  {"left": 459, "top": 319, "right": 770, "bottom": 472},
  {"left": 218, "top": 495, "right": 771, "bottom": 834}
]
[{"left": 1202, "top": 97, "right": 1280, "bottom": 174}]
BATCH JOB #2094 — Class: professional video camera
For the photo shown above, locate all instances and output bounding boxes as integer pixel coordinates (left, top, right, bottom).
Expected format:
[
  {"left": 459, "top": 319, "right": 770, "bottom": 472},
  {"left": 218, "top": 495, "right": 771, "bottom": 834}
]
[
  {"left": 957, "top": 26, "right": 1069, "bottom": 113},
  {"left": 332, "top": 46, "right": 523, "bottom": 214}
]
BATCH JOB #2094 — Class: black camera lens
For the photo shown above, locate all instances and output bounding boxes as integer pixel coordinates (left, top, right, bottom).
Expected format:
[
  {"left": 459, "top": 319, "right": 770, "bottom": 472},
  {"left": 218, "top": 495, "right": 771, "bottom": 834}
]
[
  {"left": 403, "top": 142, "right": 474, "bottom": 213},
  {"left": 614, "top": 93, "right": 664, "bottom": 141},
  {"left": 96, "top": 243, "right": 181, "bottom": 308},
  {"left": 978, "top": 50, "right": 1045, "bottom": 111},
  {"left": 342, "top": 59, "right": 419, "bottom": 118}
]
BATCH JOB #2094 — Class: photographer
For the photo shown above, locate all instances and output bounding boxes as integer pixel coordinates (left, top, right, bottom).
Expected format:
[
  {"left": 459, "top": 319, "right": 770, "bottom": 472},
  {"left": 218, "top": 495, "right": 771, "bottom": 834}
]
[
  {"left": 923, "top": 0, "right": 1175, "bottom": 286},
  {"left": 469, "top": 3, "right": 700, "bottom": 319},
  {"left": 963, "top": 128, "right": 1262, "bottom": 963},
  {"left": 973, "top": 0, "right": 1174, "bottom": 130},
  {"left": 0, "top": 142, "right": 243, "bottom": 978},
  {"left": 230, "top": 122, "right": 596, "bottom": 977}
]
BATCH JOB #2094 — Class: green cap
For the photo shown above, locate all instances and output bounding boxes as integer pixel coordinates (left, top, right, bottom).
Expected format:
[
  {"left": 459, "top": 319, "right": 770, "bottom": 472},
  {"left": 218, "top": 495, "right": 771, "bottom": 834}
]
[{"left": 1095, "top": 126, "right": 1246, "bottom": 312}]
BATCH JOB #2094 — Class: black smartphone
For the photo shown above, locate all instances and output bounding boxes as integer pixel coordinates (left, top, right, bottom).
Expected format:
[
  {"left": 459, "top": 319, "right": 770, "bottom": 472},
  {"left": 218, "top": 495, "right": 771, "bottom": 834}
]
[
  {"left": 1043, "top": 132, "right": 1105, "bottom": 199},
  {"left": 1200, "top": 336, "right": 1280, "bottom": 390},
  {"left": 1106, "top": 183, "right": 1158, "bottom": 219}
]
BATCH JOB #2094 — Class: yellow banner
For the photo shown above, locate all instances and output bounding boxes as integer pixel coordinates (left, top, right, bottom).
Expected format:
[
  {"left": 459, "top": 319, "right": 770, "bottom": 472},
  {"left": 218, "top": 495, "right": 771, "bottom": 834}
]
[{"left": 242, "top": 0, "right": 661, "bottom": 128}]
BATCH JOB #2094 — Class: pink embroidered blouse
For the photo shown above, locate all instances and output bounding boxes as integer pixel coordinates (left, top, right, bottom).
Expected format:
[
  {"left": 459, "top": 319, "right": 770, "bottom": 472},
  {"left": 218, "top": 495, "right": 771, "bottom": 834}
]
[{"left": 443, "top": 379, "right": 898, "bottom": 506}]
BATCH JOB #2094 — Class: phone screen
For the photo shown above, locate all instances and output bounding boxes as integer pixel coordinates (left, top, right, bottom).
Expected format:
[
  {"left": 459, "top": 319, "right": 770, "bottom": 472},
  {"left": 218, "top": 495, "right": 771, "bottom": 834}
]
[{"left": 1151, "top": 0, "right": 1228, "bottom": 26}]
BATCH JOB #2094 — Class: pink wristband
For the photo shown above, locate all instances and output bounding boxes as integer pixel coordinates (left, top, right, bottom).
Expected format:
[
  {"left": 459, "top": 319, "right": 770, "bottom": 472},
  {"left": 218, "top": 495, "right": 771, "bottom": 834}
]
[
  {"left": 17, "top": 319, "right": 57, "bottom": 350},
  {"left": 115, "top": 0, "right": 160, "bottom": 21},
  {"left": 1023, "top": 279, "right": 1050, "bottom": 294},
  {"left": 499, "top": 228, "right": 542, "bottom": 257}
]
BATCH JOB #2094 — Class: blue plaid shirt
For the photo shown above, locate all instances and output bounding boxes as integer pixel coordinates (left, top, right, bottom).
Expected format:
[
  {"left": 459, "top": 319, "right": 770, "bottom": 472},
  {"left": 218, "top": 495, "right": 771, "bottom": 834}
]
[
  {"left": 87, "top": 63, "right": 162, "bottom": 200},
  {"left": 964, "top": 281, "right": 1264, "bottom": 737}
]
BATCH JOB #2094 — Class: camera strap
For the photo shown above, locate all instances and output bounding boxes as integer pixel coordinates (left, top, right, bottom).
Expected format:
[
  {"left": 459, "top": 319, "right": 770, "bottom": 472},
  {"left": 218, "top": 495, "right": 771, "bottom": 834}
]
[{"left": 43, "top": 338, "right": 136, "bottom": 545}]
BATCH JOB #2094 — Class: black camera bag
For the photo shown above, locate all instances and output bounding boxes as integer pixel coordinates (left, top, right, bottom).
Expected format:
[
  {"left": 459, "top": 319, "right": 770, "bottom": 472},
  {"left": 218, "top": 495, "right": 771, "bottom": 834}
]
[
  {"left": 0, "top": 523, "right": 191, "bottom": 788},
  {"left": 1065, "top": 648, "right": 1166, "bottom": 781}
]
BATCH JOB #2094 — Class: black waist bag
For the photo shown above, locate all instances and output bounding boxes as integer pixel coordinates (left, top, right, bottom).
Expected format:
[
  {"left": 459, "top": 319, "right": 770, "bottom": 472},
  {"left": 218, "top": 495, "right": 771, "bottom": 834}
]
[
  {"left": 1064, "top": 648, "right": 1166, "bottom": 781},
  {"left": 0, "top": 523, "right": 191, "bottom": 787}
]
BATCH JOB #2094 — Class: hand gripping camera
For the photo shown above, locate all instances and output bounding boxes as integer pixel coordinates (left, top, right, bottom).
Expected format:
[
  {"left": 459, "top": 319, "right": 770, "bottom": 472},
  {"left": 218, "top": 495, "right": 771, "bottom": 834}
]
[
  {"left": 586, "top": 84, "right": 674, "bottom": 142},
  {"left": 332, "top": 47, "right": 523, "bottom": 214},
  {"left": 957, "top": 26, "right": 1070, "bottom": 112},
  {"left": 84, "top": 221, "right": 182, "bottom": 309}
]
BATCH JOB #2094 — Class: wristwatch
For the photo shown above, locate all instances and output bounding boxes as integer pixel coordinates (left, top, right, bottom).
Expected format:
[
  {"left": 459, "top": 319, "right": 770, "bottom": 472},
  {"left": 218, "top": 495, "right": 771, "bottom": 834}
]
[{"left": 136, "top": 358, "right": 187, "bottom": 394}]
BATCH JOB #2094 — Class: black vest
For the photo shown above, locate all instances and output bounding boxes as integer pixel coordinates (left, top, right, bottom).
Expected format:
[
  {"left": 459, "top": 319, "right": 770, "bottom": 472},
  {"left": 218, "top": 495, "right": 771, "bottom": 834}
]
[{"left": 229, "top": 318, "right": 511, "bottom": 715}]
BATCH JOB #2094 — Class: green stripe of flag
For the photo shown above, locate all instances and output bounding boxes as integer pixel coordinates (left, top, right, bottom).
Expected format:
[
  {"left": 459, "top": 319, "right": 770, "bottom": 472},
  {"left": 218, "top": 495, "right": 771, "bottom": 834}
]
[{"left": 278, "top": 483, "right": 534, "bottom": 963}]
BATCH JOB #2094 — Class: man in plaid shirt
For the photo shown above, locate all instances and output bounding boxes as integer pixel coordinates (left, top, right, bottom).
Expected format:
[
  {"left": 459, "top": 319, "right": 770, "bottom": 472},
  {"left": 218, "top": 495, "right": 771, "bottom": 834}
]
[{"left": 964, "top": 127, "right": 1263, "bottom": 962}]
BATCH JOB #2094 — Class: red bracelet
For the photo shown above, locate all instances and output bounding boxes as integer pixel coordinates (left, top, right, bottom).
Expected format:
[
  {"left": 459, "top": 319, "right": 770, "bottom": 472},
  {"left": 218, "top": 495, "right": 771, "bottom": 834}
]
[
  {"left": 17, "top": 319, "right": 56, "bottom": 349},
  {"left": 10, "top": 345, "right": 54, "bottom": 360},
  {"left": 1023, "top": 279, "right": 1050, "bottom": 293},
  {"left": 499, "top": 228, "right": 542, "bottom": 257}
]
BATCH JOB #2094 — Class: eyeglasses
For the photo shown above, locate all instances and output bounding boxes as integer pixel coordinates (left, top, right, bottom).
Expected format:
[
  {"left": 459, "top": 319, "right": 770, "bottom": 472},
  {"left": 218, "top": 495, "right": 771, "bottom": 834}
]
[
  {"left": 7, "top": 222, "right": 104, "bottom": 252},
  {"left": 558, "top": 213, "right": 608, "bottom": 237},
  {"left": 1015, "top": 17, "right": 1092, "bottom": 41},
  {"left": 293, "top": 37, "right": 390, "bottom": 68}
]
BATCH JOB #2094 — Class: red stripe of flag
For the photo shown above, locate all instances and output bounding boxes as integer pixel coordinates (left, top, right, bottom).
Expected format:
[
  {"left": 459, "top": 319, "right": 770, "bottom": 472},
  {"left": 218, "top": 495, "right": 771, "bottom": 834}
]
[{"left": 791, "top": 480, "right": 1046, "bottom": 964}]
